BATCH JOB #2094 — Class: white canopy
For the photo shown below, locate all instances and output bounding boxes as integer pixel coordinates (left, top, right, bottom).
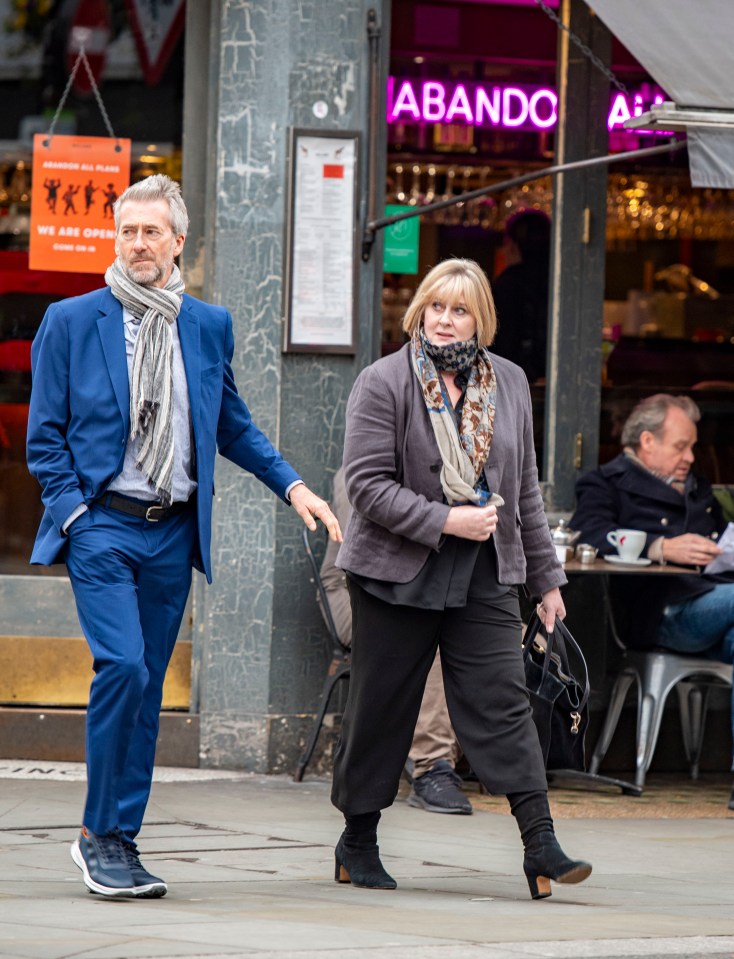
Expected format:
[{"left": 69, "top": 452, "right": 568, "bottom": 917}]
[{"left": 585, "top": 0, "right": 734, "bottom": 186}]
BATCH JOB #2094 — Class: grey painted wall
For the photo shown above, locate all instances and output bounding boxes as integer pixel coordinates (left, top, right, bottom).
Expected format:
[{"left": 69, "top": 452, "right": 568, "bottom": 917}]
[{"left": 183, "top": 0, "right": 389, "bottom": 770}]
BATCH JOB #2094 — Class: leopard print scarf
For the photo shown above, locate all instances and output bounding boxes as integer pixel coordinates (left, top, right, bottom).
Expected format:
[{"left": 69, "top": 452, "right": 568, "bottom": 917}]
[{"left": 411, "top": 329, "right": 500, "bottom": 505}]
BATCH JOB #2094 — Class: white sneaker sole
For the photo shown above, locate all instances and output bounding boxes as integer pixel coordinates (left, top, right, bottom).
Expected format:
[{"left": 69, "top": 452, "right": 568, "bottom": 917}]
[
  {"left": 131, "top": 879, "right": 167, "bottom": 898},
  {"left": 70, "top": 839, "right": 138, "bottom": 898}
]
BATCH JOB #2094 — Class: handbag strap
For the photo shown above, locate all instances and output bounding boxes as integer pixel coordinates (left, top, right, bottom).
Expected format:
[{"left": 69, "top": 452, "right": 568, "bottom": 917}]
[
  {"left": 522, "top": 609, "right": 555, "bottom": 673},
  {"left": 553, "top": 618, "right": 591, "bottom": 712},
  {"left": 522, "top": 610, "right": 591, "bottom": 712}
]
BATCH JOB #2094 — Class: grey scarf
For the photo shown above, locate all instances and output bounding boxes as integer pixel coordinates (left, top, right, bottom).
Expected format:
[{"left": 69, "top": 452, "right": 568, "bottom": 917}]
[{"left": 105, "top": 257, "right": 185, "bottom": 506}]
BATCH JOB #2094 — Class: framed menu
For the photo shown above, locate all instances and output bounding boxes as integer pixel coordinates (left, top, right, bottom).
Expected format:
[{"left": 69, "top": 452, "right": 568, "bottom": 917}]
[{"left": 283, "top": 129, "right": 360, "bottom": 353}]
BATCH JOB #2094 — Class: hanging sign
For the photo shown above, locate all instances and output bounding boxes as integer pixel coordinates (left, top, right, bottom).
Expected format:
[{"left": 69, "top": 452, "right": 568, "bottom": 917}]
[
  {"left": 383, "top": 205, "right": 420, "bottom": 275},
  {"left": 124, "top": 0, "right": 186, "bottom": 86},
  {"left": 30, "top": 134, "right": 131, "bottom": 275}
]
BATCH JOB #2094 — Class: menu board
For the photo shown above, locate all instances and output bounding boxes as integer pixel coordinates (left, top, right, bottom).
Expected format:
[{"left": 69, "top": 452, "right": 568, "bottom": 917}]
[{"left": 283, "top": 131, "right": 359, "bottom": 353}]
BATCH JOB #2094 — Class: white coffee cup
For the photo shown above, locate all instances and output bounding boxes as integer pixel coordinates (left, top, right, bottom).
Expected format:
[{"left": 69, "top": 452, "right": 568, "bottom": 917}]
[{"left": 606, "top": 528, "right": 646, "bottom": 562}]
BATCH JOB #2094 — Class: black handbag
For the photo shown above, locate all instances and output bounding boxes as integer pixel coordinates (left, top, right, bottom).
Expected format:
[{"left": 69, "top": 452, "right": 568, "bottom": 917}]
[{"left": 522, "top": 612, "right": 590, "bottom": 771}]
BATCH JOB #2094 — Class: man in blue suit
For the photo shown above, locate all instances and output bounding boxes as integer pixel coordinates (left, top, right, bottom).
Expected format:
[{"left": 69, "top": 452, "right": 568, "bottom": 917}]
[{"left": 27, "top": 174, "right": 341, "bottom": 899}]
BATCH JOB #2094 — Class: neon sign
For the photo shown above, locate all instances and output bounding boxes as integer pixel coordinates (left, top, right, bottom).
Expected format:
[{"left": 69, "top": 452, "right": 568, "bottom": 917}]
[{"left": 387, "top": 78, "right": 665, "bottom": 134}]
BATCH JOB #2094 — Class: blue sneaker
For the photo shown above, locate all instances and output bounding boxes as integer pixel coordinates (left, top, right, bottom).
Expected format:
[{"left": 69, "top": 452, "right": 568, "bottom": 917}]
[
  {"left": 71, "top": 826, "right": 137, "bottom": 897},
  {"left": 121, "top": 839, "right": 167, "bottom": 898}
]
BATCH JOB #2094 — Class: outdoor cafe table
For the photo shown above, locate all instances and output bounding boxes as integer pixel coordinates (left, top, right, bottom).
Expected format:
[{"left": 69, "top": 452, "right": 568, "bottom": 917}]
[
  {"left": 561, "top": 555, "right": 694, "bottom": 660},
  {"left": 545, "top": 557, "right": 695, "bottom": 795},
  {"left": 562, "top": 557, "right": 694, "bottom": 576}
]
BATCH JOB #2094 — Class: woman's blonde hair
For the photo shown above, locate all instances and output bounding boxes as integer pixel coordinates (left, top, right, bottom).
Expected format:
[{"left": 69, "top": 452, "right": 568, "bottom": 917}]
[{"left": 401, "top": 258, "right": 497, "bottom": 347}]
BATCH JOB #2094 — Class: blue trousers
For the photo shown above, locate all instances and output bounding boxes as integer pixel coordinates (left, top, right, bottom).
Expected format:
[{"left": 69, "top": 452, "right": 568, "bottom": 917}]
[
  {"left": 658, "top": 582, "right": 734, "bottom": 766},
  {"left": 64, "top": 501, "right": 196, "bottom": 841}
]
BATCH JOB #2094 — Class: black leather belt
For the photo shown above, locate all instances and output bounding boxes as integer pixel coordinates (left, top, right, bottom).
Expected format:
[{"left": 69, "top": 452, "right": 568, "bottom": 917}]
[{"left": 96, "top": 492, "right": 193, "bottom": 523}]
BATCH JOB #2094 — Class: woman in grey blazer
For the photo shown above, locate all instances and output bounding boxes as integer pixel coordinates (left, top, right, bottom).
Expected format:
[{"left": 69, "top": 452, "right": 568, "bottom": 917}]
[{"left": 331, "top": 259, "right": 591, "bottom": 900}]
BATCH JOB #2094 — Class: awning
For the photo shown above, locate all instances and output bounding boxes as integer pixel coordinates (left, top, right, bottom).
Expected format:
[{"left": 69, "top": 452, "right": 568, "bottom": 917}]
[{"left": 584, "top": 0, "right": 734, "bottom": 186}]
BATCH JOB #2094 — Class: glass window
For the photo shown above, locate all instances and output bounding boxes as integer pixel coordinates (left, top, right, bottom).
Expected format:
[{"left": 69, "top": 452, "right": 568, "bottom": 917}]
[{"left": 0, "top": 9, "right": 184, "bottom": 574}]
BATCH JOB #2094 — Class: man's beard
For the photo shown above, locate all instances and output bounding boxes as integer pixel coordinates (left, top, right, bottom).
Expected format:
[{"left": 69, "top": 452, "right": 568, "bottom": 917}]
[{"left": 123, "top": 257, "right": 168, "bottom": 287}]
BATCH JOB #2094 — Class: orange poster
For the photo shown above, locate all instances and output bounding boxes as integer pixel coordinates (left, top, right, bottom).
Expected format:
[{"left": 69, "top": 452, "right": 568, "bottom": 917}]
[{"left": 30, "top": 134, "right": 131, "bottom": 274}]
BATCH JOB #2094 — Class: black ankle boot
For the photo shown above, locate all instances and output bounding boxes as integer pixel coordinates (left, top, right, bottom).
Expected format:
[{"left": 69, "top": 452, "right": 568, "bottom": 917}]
[
  {"left": 522, "top": 829, "right": 592, "bottom": 900},
  {"left": 509, "top": 790, "right": 591, "bottom": 900},
  {"left": 334, "top": 812, "right": 397, "bottom": 889}
]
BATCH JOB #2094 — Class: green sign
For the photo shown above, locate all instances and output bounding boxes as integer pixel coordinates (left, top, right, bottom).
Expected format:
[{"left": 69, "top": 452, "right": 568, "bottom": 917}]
[{"left": 383, "top": 204, "right": 420, "bottom": 274}]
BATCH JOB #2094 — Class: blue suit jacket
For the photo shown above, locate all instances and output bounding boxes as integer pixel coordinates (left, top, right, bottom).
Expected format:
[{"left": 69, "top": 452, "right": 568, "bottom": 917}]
[{"left": 27, "top": 287, "right": 300, "bottom": 582}]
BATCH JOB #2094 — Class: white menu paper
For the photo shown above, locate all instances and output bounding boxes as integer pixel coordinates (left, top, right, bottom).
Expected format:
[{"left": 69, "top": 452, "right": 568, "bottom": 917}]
[{"left": 704, "top": 522, "right": 734, "bottom": 574}]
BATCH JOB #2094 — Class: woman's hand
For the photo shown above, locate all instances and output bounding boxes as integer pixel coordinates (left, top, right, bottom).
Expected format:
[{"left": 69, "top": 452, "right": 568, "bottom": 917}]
[
  {"left": 442, "top": 504, "right": 498, "bottom": 541},
  {"left": 537, "top": 587, "right": 565, "bottom": 633}
]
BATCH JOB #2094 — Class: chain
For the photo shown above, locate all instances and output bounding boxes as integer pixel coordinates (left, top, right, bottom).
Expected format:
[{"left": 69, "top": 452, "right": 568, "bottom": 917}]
[
  {"left": 534, "top": 0, "right": 627, "bottom": 93},
  {"left": 44, "top": 43, "right": 118, "bottom": 146}
]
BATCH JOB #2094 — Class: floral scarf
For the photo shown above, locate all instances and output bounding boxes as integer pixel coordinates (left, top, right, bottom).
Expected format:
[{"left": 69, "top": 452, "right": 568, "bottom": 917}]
[{"left": 411, "top": 329, "right": 501, "bottom": 506}]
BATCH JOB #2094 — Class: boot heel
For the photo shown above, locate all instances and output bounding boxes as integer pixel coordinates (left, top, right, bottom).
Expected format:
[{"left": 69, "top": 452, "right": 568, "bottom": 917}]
[
  {"left": 334, "top": 856, "right": 351, "bottom": 884},
  {"left": 525, "top": 870, "right": 552, "bottom": 900}
]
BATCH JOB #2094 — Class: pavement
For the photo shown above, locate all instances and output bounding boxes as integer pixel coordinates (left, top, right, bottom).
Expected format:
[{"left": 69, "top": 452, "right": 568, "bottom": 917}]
[{"left": 1, "top": 763, "right": 734, "bottom": 959}]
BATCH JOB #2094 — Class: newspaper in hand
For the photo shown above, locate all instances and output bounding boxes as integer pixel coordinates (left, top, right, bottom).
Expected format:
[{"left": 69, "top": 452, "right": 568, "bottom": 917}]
[{"left": 704, "top": 522, "right": 734, "bottom": 574}]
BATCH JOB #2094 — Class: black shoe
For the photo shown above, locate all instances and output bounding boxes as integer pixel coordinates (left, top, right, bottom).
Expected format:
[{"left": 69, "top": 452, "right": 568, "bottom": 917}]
[
  {"left": 728, "top": 786, "right": 734, "bottom": 812},
  {"left": 334, "top": 833, "right": 397, "bottom": 889},
  {"left": 122, "top": 840, "right": 168, "bottom": 898},
  {"left": 70, "top": 826, "right": 137, "bottom": 898},
  {"left": 408, "top": 760, "right": 473, "bottom": 814},
  {"left": 523, "top": 830, "right": 592, "bottom": 900}
]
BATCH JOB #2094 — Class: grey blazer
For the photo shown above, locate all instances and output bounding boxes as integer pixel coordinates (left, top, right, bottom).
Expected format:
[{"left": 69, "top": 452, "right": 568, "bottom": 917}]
[{"left": 336, "top": 343, "right": 566, "bottom": 599}]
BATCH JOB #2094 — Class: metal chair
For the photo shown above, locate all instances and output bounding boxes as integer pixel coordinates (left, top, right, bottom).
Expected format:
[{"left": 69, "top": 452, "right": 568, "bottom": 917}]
[
  {"left": 589, "top": 575, "right": 732, "bottom": 789},
  {"left": 293, "top": 526, "right": 350, "bottom": 782}
]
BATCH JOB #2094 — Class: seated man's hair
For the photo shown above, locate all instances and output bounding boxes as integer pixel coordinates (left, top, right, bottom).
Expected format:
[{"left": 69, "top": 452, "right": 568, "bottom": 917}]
[{"left": 621, "top": 394, "right": 700, "bottom": 449}]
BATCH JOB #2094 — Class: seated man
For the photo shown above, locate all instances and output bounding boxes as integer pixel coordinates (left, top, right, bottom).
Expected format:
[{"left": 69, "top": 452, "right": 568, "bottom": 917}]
[
  {"left": 570, "top": 394, "right": 734, "bottom": 809},
  {"left": 318, "top": 467, "right": 471, "bottom": 815}
]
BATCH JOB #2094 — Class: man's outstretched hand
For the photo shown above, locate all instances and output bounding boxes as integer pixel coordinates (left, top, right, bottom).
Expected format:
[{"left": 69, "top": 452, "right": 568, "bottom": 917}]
[{"left": 289, "top": 483, "right": 343, "bottom": 542}]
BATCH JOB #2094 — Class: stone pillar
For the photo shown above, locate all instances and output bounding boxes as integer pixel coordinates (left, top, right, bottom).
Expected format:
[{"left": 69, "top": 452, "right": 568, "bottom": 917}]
[
  {"left": 544, "top": 0, "right": 610, "bottom": 511},
  {"left": 182, "top": 0, "right": 390, "bottom": 769}
]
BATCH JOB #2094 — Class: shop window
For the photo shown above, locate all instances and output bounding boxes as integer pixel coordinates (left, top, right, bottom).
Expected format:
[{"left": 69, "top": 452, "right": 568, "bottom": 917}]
[
  {"left": 388, "top": 1, "right": 734, "bottom": 485},
  {"left": 0, "top": 254, "right": 102, "bottom": 574}
]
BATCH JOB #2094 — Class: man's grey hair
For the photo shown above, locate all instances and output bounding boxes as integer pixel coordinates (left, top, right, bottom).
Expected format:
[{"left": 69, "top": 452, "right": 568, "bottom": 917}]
[
  {"left": 113, "top": 174, "right": 189, "bottom": 237},
  {"left": 621, "top": 393, "right": 701, "bottom": 449}
]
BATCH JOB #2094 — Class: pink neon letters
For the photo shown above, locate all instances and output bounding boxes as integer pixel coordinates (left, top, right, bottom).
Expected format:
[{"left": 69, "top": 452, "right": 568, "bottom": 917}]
[{"left": 387, "top": 78, "right": 663, "bottom": 134}]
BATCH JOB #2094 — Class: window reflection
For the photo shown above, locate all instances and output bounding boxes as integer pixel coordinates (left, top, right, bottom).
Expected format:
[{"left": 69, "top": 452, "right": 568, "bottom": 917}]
[{"left": 0, "top": 254, "right": 101, "bottom": 574}]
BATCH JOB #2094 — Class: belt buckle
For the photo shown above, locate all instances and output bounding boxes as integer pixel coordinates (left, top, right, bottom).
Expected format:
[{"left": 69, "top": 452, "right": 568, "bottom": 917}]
[{"left": 145, "top": 505, "right": 165, "bottom": 522}]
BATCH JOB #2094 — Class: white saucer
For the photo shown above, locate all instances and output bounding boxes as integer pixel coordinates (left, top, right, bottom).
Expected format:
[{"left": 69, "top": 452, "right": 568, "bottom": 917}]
[{"left": 603, "top": 555, "right": 652, "bottom": 567}]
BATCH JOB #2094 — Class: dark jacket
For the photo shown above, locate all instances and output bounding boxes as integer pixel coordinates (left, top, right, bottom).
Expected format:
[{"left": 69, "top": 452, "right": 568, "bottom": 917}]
[
  {"left": 336, "top": 344, "right": 565, "bottom": 598},
  {"left": 491, "top": 262, "right": 549, "bottom": 384},
  {"left": 570, "top": 453, "right": 729, "bottom": 648}
]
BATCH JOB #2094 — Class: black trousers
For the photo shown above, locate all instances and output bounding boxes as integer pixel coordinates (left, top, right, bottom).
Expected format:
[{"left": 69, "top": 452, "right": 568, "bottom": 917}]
[{"left": 331, "top": 546, "right": 548, "bottom": 815}]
